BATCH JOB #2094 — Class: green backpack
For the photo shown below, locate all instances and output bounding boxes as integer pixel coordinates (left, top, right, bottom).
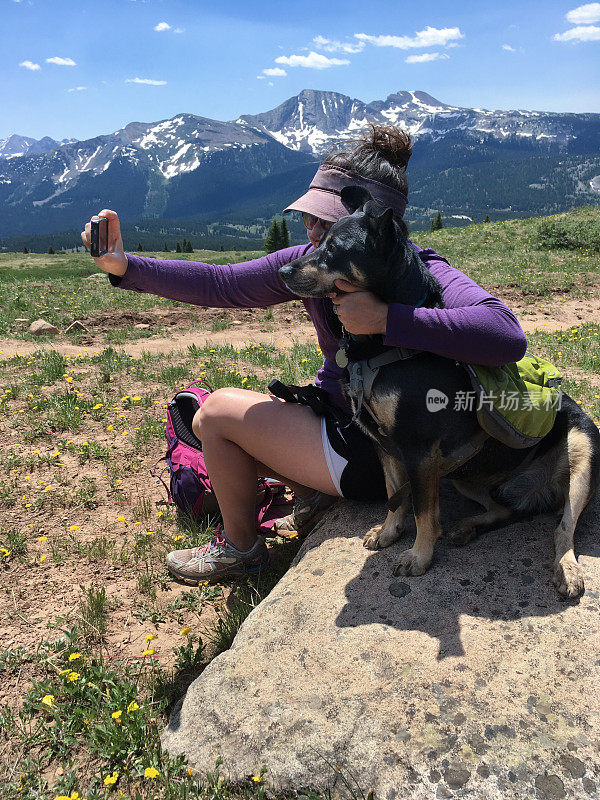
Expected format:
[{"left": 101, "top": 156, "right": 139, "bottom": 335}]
[{"left": 462, "top": 353, "right": 563, "bottom": 449}]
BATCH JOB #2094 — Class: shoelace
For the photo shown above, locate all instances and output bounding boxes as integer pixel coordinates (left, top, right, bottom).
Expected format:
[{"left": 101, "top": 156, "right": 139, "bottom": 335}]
[{"left": 193, "top": 527, "right": 227, "bottom": 558}]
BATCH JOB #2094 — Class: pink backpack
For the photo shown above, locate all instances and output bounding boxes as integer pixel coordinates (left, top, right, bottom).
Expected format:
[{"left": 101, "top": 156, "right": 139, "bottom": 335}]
[{"left": 163, "top": 381, "right": 292, "bottom": 532}]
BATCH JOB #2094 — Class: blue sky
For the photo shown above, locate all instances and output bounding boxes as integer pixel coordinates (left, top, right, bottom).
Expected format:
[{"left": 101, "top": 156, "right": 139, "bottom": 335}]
[{"left": 2, "top": 0, "right": 599, "bottom": 141}]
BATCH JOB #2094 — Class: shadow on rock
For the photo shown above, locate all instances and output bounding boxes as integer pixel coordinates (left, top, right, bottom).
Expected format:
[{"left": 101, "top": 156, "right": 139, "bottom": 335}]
[{"left": 334, "top": 482, "right": 600, "bottom": 659}]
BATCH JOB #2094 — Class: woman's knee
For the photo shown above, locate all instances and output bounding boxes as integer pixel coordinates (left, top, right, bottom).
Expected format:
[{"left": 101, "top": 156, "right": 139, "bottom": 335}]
[{"left": 192, "top": 387, "right": 249, "bottom": 440}]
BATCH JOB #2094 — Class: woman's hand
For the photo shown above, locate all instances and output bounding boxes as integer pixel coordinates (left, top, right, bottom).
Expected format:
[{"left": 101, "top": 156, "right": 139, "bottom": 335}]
[
  {"left": 81, "top": 209, "right": 128, "bottom": 277},
  {"left": 328, "top": 279, "right": 388, "bottom": 335}
]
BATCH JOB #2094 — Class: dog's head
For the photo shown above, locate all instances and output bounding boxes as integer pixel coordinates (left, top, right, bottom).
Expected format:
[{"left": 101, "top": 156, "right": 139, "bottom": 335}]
[{"left": 279, "top": 186, "right": 408, "bottom": 300}]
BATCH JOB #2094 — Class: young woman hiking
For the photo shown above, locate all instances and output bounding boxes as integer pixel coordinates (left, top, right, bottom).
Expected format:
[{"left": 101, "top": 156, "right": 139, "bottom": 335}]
[{"left": 81, "top": 124, "right": 527, "bottom": 583}]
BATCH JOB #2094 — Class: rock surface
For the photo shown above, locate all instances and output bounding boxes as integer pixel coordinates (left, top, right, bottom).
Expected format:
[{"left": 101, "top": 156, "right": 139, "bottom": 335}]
[
  {"left": 29, "top": 319, "right": 59, "bottom": 335},
  {"left": 162, "top": 485, "right": 600, "bottom": 799}
]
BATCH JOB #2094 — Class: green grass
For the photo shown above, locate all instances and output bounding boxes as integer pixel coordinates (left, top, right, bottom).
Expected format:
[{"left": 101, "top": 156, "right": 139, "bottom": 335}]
[
  {"left": 411, "top": 206, "right": 600, "bottom": 299},
  {"left": 0, "top": 249, "right": 262, "bottom": 338}
]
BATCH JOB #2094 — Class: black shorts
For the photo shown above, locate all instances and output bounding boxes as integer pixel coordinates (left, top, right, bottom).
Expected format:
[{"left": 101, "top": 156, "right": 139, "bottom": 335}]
[{"left": 323, "top": 414, "right": 387, "bottom": 501}]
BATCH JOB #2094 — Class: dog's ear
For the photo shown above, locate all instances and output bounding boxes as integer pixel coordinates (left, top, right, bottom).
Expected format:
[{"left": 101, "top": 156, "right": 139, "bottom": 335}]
[
  {"left": 340, "top": 185, "right": 372, "bottom": 214},
  {"left": 364, "top": 200, "right": 394, "bottom": 228}
]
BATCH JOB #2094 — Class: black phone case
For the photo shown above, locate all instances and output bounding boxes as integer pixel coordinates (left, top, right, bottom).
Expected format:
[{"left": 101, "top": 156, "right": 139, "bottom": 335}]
[{"left": 90, "top": 218, "right": 108, "bottom": 257}]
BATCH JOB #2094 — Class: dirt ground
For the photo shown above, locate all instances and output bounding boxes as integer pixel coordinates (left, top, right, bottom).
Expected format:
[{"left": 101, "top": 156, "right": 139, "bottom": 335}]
[{"left": 1, "top": 291, "right": 598, "bottom": 360}]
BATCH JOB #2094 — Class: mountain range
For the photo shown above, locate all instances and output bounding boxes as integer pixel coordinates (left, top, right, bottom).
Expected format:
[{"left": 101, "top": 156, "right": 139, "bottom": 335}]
[{"left": 1, "top": 89, "right": 599, "bottom": 245}]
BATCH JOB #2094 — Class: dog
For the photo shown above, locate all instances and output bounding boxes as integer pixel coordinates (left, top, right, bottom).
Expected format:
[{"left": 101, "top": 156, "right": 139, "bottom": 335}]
[{"left": 279, "top": 185, "right": 600, "bottom": 599}]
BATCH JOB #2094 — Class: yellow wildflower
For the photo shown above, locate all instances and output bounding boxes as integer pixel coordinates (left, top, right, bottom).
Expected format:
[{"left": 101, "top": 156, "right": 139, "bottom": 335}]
[
  {"left": 144, "top": 633, "right": 157, "bottom": 642},
  {"left": 67, "top": 672, "right": 80, "bottom": 682},
  {"left": 92, "top": 403, "right": 103, "bottom": 410},
  {"left": 38, "top": 535, "right": 47, "bottom": 542},
  {"left": 41, "top": 694, "right": 55, "bottom": 707},
  {"left": 144, "top": 767, "right": 159, "bottom": 779},
  {"left": 127, "top": 701, "right": 139, "bottom": 713},
  {"left": 141, "top": 649, "right": 155, "bottom": 657},
  {"left": 180, "top": 627, "right": 192, "bottom": 636},
  {"left": 69, "top": 652, "right": 82, "bottom": 661},
  {"left": 251, "top": 775, "right": 262, "bottom": 783},
  {"left": 111, "top": 710, "right": 122, "bottom": 721},
  {"left": 104, "top": 772, "right": 119, "bottom": 786},
  {"left": 40, "top": 554, "right": 47, "bottom": 563},
  {"left": 69, "top": 525, "right": 80, "bottom": 531}
]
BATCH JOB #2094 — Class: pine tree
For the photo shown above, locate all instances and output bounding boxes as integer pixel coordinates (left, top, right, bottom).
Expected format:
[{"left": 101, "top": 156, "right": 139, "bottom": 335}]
[
  {"left": 47, "top": 246, "right": 55, "bottom": 254},
  {"left": 220, "top": 244, "right": 225, "bottom": 252},
  {"left": 264, "top": 218, "right": 281, "bottom": 254},
  {"left": 23, "top": 246, "right": 29, "bottom": 254},
  {"left": 163, "top": 242, "right": 170, "bottom": 252},
  {"left": 483, "top": 214, "right": 490, "bottom": 223},
  {"left": 137, "top": 242, "right": 143, "bottom": 251},
  {"left": 182, "top": 238, "right": 187, "bottom": 251},
  {"left": 430, "top": 211, "right": 443, "bottom": 232},
  {"left": 185, "top": 239, "right": 194, "bottom": 253},
  {"left": 279, "top": 217, "right": 290, "bottom": 248},
  {"left": 176, "top": 242, "right": 182, "bottom": 253}
]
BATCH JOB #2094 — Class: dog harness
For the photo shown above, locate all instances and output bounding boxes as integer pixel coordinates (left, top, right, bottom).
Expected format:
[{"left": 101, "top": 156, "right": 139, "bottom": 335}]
[{"left": 339, "top": 342, "right": 490, "bottom": 510}]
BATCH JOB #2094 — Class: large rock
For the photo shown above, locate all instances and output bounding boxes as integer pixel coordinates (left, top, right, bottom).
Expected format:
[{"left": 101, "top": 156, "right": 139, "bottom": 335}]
[{"left": 162, "top": 485, "right": 600, "bottom": 799}]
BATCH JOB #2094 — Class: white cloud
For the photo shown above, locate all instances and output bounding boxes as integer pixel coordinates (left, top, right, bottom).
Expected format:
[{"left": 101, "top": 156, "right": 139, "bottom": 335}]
[
  {"left": 553, "top": 24, "right": 600, "bottom": 40},
  {"left": 312, "top": 35, "right": 365, "bottom": 53},
  {"left": 19, "top": 60, "right": 40, "bottom": 71},
  {"left": 46, "top": 56, "right": 77, "bottom": 66},
  {"left": 405, "top": 52, "right": 450, "bottom": 63},
  {"left": 566, "top": 3, "right": 600, "bottom": 24},
  {"left": 268, "top": 81, "right": 274, "bottom": 86},
  {"left": 275, "top": 51, "right": 350, "bottom": 69},
  {"left": 263, "top": 67, "right": 286, "bottom": 76},
  {"left": 355, "top": 26, "right": 464, "bottom": 49},
  {"left": 125, "top": 77, "right": 167, "bottom": 85},
  {"left": 174, "top": 27, "right": 184, "bottom": 34},
  {"left": 154, "top": 22, "right": 171, "bottom": 31},
  {"left": 502, "top": 44, "right": 516, "bottom": 51},
  {"left": 67, "top": 86, "right": 87, "bottom": 92}
]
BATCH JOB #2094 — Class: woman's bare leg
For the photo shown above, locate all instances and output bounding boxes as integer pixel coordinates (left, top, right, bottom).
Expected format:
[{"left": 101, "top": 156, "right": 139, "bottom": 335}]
[{"left": 194, "top": 388, "right": 339, "bottom": 551}]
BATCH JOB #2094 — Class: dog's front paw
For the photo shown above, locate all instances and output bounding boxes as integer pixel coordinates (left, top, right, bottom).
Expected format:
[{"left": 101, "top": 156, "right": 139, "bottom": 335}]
[
  {"left": 363, "top": 525, "right": 384, "bottom": 550},
  {"left": 447, "top": 521, "right": 477, "bottom": 547},
  {"left": 553, "top": 556, "right": 584, "bottom": 600},
  {"left": 392, "top": 548, "right": 431, "bottom": 577},
  {"left": 363, "top": 523, "right": 402, "bottom": 550}
]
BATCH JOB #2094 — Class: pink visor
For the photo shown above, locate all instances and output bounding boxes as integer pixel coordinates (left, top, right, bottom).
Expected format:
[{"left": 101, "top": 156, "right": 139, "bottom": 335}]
[{"left": 284, "top": 164, "right": 408, "bottom": 222}]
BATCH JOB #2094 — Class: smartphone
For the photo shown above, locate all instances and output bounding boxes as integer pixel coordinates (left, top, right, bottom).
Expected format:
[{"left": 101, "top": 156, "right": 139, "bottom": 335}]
[{"left": 90, "top": 216, "right": 108, "bottom": 257}]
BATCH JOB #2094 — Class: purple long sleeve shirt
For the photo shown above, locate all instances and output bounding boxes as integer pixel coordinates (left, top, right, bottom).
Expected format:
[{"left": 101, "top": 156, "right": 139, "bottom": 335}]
[{"left": 109, "top": 243, "right": 527, "bottom": 411}]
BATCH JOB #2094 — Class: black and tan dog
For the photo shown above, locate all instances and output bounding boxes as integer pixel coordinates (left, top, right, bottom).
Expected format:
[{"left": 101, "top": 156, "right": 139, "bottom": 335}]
[{"left": 279, "top": 186, "right": 600, "bottom": 599}]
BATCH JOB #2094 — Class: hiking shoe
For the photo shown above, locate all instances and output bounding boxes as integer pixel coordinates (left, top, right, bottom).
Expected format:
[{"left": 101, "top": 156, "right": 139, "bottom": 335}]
[
  {"left": 166, "top": 527, "right": 269, "bottom": 584},
  {"left": 274, "top": 490, "right": 338, "bottom": 540}
]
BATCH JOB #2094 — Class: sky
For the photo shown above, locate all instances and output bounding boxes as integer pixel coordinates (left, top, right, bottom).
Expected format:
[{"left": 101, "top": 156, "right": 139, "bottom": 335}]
[{"left": 1, "top": 0, "right": 599, "bottom": 142}]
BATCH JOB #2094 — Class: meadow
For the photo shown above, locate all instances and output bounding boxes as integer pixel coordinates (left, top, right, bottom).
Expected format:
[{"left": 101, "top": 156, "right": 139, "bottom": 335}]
[{"left": 0, "top": 208, "right": 599, "bottom": 799}]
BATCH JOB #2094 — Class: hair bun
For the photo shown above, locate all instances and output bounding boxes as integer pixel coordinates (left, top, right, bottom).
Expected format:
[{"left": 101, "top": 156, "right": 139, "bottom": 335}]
[{"left": 365, "top": 123, "right": 412, "bottom": 171}]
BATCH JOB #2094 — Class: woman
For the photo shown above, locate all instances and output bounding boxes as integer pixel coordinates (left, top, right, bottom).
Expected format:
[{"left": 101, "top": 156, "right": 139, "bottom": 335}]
[{"left": 81, "top": 125, "right": 527, "bottom": 584}]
